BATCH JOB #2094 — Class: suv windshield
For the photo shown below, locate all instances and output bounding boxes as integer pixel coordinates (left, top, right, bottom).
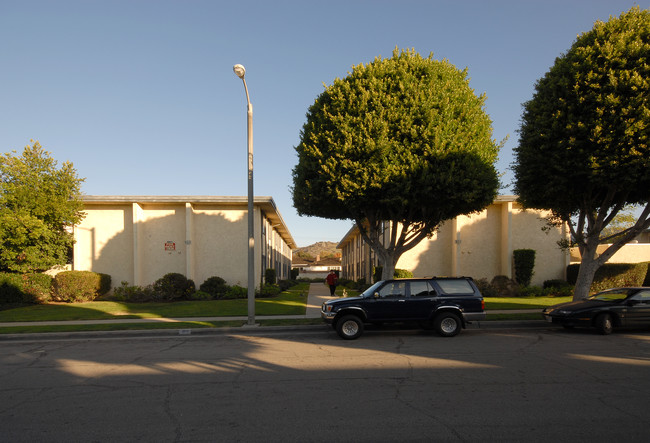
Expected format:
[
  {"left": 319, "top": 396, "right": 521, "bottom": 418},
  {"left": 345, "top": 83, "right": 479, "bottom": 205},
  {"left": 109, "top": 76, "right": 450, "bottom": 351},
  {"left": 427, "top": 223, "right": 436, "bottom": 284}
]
[{"left": 361, "top": 281, "right": 384, "bottom": 298}]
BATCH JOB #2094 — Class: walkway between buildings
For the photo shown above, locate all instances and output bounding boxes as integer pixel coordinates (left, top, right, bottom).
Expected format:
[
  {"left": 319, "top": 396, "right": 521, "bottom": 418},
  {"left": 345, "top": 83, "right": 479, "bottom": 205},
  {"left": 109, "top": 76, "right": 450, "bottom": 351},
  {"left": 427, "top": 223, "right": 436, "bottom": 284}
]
[{"left": 0, "top": 283, "right": 539, "bottom": 329}]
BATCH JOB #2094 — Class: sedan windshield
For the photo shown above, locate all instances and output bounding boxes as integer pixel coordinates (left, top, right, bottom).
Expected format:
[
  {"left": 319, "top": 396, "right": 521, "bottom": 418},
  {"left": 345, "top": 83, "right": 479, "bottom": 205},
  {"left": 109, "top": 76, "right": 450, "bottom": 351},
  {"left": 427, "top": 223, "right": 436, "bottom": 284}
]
[{"left": 588, "top": 290, "right": 629, "bottom": 302}]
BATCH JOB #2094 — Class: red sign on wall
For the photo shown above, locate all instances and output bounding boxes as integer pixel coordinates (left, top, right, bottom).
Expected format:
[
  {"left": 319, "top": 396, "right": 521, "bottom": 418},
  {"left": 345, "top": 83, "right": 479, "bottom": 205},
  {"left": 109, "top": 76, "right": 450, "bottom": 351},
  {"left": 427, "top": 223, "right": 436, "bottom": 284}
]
[{"left": 164, "top": 241, "right": 175, "bottom": 251}]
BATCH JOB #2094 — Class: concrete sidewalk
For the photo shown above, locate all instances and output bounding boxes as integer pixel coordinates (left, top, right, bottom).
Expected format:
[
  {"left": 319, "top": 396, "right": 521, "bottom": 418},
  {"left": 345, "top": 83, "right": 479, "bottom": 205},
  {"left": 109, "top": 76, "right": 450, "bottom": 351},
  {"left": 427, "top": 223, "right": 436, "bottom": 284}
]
[{"left": 0, "top": 283, "right": 539, "bottom": 329}]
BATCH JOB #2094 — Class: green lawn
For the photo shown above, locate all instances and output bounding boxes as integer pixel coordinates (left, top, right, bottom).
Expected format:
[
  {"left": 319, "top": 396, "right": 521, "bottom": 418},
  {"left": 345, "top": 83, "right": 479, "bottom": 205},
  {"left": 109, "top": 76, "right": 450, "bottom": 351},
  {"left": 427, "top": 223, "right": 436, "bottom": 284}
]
[
  {"left": 0, "top": 284, "right": 310, "bottom": 322},
  {"left": 484, "top": 296, "right": 571, "bottom": 310}
]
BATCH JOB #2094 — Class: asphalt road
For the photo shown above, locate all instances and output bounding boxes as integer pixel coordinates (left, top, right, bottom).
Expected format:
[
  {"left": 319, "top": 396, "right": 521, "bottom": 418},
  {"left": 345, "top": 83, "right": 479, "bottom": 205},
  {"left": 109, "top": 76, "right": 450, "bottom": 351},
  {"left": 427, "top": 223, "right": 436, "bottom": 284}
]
[{"left": 2, "top": 325, "right": 650, "bottom": 442}]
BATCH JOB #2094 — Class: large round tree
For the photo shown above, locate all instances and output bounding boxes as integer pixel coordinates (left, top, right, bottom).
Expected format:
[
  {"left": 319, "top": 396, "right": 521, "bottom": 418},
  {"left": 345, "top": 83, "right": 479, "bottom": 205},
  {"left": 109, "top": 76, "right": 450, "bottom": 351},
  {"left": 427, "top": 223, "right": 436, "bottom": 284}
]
[
  {"left": 514, "top": 7, "right": 650, "bottom": 300},
  {"left": 0, "top": 141, "right": 85, "bottom": 273},
  {"left": 292, "top": 48, "right": 500, "bottom": 279}
]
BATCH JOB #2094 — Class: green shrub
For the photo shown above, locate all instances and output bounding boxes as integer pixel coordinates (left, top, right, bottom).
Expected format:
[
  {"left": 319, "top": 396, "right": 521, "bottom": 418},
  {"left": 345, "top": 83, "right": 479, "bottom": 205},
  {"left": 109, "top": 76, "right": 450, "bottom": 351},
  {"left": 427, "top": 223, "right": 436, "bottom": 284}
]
[
  {"left": 338, "top": 278, "right": 354, "bottom": 288},
  {"left": 199, "top": 276, "right": 229, "bottom": 298},
  {"left": 152, "top": 273, "right": 195, "bottom": 301},
  {"left": 516, "top": 285, "right": 544, "bottom": 297},
  {"left": 264, "top": 268, "right": 277, "bottom": 284},
  {"left": 188, "top": 290, "right": 212, "bottom": 301},
  {"left": 339, "top": 278, "right": 369, "bottom": 291},
  {"left": 491, "top": 275, "right": 519, "bottom": 297},
  {"left": 278, "top": 279, "right": 297, "bottom": 291},
  {"left": 52, "top": 271, "right": 111, "bottom": 302},
  {"left": 566, "top": 264, "right": 580, "bottom": 284},
  {"left": 113, "top": 281, "right": 155, "bottom": 302},
  {"left": 290, "top": 268, "right": 299, "bottom": 280},
  {"left": 394, "top": 269, "right": 413, "bottom": 278},
  {"left": 543, "top": 279, "right": 571, "bottom": 289},
  {"left": 0, "top": 272, "right": 53, "bottom": 304},
  {"left": 258, "top": 283, "right": 281, "bottom": 297},
  {"left": 474, "top": 278, "right": 499, "bottom": 297},
  {"left": 356, "top": 279, "right": 369, "bottom": 291},
  {"left": 567, "top": 262, "right": 648, "bottom": 292},
  {"left": 544, "top": 285, "right": 574, "bottom": 297},
  {"left": 373, "top": 266, "right": 382, "bottom": 283},
  {"left": 372, "top": 267, "right": 413, "bottom": 281},
  {"left": 225, "top": 285, "right": 247, "bottom": 299},
  {"left": 513, "top": 249, "right": 535, "bottom": 286},
  {"left": 0, "top": 281, "right": 22, "bottom": 304}
]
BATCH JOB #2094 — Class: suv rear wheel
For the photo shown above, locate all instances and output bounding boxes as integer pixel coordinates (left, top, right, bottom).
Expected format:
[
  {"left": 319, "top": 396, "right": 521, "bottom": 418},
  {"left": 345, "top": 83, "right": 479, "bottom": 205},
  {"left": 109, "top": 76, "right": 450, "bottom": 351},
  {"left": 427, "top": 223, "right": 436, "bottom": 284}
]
[
  {"left": 433, "top": 312, "right": 461, "bottom": 337},
  {"left": 336, "top": 315, "right": 364, "bottom": 340}
]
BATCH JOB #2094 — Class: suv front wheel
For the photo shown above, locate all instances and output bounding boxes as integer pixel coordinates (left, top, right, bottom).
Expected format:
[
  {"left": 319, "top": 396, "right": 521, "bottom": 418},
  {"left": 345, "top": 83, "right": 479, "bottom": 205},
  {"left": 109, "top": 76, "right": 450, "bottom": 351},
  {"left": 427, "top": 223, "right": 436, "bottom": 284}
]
[
  {"left": 336, "top": 315, "right": 364, "bottom": 340},
  {"left": 433, "top": 312, "right": 461, "bottom": 337}
]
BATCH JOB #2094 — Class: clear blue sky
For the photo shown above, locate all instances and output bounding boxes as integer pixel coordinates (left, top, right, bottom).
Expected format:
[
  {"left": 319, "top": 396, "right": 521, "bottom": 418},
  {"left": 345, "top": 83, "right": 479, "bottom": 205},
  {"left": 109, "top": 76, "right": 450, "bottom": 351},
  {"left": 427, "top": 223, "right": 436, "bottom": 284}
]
[{"left": 1, "top": 0, "right": 646, "bottom": 247}]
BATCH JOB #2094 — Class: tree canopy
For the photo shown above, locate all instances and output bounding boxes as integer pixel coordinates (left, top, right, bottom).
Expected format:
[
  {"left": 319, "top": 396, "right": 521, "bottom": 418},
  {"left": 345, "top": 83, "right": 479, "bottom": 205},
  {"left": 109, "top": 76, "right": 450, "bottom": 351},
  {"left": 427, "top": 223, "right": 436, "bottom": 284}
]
[
  {"left": 292, "top": 48, "right": 500, "bottom": 278},
  {"left": 514, "top": 7, "right": 650, "bottom": 299},
  {"left": 0, "top": 141, "right": 85, "bottom": 273}
]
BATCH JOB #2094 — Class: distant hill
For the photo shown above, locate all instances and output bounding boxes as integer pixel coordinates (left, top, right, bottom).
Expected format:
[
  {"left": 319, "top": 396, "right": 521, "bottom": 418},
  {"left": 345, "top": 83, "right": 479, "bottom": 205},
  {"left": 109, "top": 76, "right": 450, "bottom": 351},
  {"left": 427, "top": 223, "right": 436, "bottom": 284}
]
[{"left": 294, "top": 241, "right": 341, "bottom": 261}]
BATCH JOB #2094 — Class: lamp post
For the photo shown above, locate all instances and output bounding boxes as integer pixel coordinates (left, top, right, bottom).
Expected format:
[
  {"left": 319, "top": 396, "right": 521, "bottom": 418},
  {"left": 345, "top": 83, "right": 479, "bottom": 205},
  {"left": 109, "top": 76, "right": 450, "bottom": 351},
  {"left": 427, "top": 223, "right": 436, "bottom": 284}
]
[{"left": 233, "top": 63, "right": 256, "bottom": 326}]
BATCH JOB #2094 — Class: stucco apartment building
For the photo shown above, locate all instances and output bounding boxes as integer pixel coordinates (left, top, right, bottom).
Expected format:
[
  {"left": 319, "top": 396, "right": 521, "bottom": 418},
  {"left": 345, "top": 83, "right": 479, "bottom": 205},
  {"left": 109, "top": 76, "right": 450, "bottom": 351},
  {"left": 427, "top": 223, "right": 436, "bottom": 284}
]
[
  {"left": 73, "top": 196, "right": 296, "bottom": 290},
  {"left": 338, "top": 196, "right": 570, "bottom": 286}
]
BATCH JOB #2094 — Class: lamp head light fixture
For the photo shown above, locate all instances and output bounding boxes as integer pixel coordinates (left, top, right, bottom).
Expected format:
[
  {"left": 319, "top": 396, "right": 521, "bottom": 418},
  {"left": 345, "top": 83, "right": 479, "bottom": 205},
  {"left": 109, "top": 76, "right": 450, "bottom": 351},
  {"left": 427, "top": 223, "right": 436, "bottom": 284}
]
[{"left": 233, "top": 64, "right": 246, "bottom": 79}]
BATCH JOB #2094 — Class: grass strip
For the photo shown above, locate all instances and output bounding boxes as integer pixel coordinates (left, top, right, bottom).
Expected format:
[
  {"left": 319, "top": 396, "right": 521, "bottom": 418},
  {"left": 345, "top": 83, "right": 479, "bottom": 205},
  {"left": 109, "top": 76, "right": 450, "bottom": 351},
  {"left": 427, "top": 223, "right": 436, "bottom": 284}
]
[
  {"left": 484, "top": 296, "right": 571, "bottom": 310},
  {"left": 0, "top": 292, "right": 308, "bottom": 322},
  {"left": 0, "top": 318, "right": 325, "bottom": 334}
]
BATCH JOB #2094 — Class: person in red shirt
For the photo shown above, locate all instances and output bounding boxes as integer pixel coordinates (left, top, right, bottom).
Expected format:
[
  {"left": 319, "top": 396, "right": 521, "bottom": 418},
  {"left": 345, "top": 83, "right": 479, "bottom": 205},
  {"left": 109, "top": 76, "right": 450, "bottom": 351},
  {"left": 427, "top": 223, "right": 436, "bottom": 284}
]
[{"left": 325, "top": 270, "right": 338, "bottom": 296}]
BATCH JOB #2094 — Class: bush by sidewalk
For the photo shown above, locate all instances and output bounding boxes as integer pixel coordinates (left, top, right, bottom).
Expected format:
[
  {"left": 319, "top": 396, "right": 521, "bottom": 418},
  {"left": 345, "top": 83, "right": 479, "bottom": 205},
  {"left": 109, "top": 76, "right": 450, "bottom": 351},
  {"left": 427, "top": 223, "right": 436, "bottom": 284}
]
[
  {"left": 52, "top": 271, "right": 111, "bottom": 302},
  {"left": 0, "top": 272, "right": 53, "bottom": 304}
]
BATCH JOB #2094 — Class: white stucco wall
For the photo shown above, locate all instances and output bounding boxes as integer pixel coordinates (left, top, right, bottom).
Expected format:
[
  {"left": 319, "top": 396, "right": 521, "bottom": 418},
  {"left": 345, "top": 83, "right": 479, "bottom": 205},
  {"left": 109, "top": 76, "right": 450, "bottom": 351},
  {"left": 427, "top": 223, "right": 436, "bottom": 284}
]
[
  {"left": 74, "top": 205, "right": 135, "bottom": 286},
  {"left": 570, "top": 244, "right": 650, "bottom": 264},
  {"left": 73, "top": 196, "right": 295, "bottom": 290},
  {"left": 340, "top": 197, "right": 569, "bottom": 286}
]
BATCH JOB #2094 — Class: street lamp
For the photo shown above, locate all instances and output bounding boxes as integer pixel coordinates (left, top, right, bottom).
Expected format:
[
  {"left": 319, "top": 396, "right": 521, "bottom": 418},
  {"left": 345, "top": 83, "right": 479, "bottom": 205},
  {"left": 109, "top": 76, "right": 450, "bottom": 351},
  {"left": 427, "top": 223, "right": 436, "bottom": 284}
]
[{"left": 233, "top": 63, "right": 256, "bottom": 326}]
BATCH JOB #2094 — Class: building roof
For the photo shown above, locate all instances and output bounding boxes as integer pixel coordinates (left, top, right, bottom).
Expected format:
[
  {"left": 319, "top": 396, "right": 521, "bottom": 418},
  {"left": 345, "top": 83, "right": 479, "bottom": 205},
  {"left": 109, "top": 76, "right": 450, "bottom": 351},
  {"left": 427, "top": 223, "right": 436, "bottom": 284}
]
[{"left": 82, "top": 195, "right": 297, "bottom": 249}]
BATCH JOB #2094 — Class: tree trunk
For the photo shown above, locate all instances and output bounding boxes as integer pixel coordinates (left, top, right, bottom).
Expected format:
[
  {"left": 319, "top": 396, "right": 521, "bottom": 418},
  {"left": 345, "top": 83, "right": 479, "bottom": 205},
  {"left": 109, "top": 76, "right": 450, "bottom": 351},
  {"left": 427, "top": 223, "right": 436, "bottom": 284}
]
[
  {"left": 573, "top": 238, "right": 600, "bottom": 300},
  {"left": 355, "top": 218, "right": 430, "bottom": 283},
  {"left": 371, "top": 245, "right": 398, "bottom": 281},
  {"left": 380, "top": 255, "right": 397, "bottom": 281}
]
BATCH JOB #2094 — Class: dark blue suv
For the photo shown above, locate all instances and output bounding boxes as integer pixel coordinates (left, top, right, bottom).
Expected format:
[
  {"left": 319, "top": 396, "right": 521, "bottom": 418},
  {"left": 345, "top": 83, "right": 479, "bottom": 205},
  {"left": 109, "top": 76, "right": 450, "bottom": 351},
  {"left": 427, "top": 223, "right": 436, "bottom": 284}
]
[{"left": 322, "top": 277, "right": 485, "bottom": 339}]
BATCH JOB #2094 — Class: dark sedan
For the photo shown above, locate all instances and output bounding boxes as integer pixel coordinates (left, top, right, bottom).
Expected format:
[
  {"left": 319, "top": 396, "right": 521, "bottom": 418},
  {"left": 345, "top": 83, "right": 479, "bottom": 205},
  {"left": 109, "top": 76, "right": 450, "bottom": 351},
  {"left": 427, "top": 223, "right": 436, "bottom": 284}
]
[{"left": 542, "top": 287, "right": 650, "bottom": 334}]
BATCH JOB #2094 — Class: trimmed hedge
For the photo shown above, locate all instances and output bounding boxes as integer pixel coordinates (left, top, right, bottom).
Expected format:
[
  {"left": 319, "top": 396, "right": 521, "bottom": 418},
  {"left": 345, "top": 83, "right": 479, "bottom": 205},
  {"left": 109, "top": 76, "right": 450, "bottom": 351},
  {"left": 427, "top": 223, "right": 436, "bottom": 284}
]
[
  {"left": 152, "top": 273, "right": 195, "bottom": 301},
  {"left": 394, "top": 269, "right": 414, "bottom": 278},
  {"left": 52, "top": 271, "right": 111, "bottom": 302},
  {"left": 264, "top": 268, "right": 277, "bottom": 284},
  {"left": 373, "top": 267, "right": 415, "bottom": 281},
  {"left": 113, "top": 281, "right": 156, "bottom": 302},
  {"left": 199, "top": 276, "right": 229, "bottom": 299},
  {"left": 258, "top": 283, "right": 281, "bottom": 297},
  {"left": 513, "top": 249, "right": 535, "bottom": 287},
  {"left": 567, "top": 262, "right": 649, "bottom": 293},
  {"left": 0, "top": 272, "right": 53, "bottom": 304}
]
